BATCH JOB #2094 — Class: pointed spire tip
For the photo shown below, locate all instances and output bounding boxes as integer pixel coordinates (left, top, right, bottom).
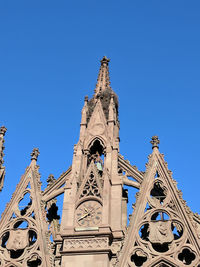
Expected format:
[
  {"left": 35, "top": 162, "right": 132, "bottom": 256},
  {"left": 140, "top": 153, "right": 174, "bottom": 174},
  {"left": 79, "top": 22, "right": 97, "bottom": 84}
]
[{"left": 94, "top": 56, "right": 111, "bottom": 97}]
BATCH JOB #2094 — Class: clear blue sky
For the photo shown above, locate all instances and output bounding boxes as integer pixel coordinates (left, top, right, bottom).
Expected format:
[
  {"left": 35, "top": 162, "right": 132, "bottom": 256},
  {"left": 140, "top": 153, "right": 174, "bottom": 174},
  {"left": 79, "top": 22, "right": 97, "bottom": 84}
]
[{"left": 0, "top": 1, "right": 200, "bottom": 218}]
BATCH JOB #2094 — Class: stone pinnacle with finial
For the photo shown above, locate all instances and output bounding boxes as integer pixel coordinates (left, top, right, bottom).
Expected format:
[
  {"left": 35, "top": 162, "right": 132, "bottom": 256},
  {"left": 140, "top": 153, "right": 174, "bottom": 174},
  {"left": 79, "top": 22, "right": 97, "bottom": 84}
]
[
  {"left": 0, "top": 126, "right": 7, "bottom": 136},
  {"left": 150, "top": 136, "right": 160, "bottom": 149},
  {"left": 31, "top": 148, "right": 40, "bottom": 161}
]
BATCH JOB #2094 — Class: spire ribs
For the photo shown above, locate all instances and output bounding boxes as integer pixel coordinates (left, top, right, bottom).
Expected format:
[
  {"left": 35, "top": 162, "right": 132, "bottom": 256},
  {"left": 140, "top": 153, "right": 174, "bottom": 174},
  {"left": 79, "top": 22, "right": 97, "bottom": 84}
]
[{"left": 94, "top": 56, "right": 111, "bottom": 96}]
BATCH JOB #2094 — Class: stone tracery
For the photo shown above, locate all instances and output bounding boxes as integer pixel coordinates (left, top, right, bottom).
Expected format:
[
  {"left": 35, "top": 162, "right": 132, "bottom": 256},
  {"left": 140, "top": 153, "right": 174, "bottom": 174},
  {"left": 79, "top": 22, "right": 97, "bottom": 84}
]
[
  {"left": 116, "top": 139, "right": 200, "bottom": 267},
  {"left": 0, "top": 58, "right": 200, "bottom": 267}
]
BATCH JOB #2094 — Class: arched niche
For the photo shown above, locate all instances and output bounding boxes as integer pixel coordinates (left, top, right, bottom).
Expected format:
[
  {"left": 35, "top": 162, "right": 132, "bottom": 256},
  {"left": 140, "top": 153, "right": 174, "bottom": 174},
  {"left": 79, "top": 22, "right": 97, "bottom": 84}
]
[
  {"left": 87, "top": 137, "right": 106, "bottom": 154},
  {"left": 86, "top": 138, "right": 106, "bottom": 174}
]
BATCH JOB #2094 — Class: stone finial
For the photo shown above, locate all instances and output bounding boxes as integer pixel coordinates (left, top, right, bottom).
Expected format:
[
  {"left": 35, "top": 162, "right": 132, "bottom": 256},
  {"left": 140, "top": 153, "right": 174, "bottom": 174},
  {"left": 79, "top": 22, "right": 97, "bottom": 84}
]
[
  {"left": 150, "top": 136, "right": 160, "bottom": 149},
  {"left": 100, "top": 56, "right": 110, "bottom": 65},
  {"left": 31, "top": 148, "right": 40, "bottom": 161},
  {"left": 47, "top": 174, "right": 56, "bottom": 185},
  {"left": 84, "top": 95, "right": 88, "bottom": 102},
  {"left": 0, "top": 126, "right": 7, "bottom": 136}
]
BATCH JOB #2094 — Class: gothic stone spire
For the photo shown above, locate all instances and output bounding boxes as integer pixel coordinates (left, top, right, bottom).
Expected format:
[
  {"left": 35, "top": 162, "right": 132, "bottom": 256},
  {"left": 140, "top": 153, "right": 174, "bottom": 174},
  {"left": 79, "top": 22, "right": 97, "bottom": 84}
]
[
  {"left": 94, "top": 56, "right": 111, "bottom": 97},
  {"left": 86, "top": 56, "right": 118, "bottom": 122}
]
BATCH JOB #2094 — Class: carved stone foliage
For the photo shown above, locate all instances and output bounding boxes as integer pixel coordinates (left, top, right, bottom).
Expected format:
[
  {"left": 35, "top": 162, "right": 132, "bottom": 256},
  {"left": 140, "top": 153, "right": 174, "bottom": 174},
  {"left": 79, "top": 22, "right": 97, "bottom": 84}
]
[
  {"left": 30, "top": 148, "right": 40, "bottom": 161},
  {"left": 47, "top": 174, "right": 56, "bottom": 187},
  {"left": 150, "top": 136, "right": 160, "bottom": 149},
  {"left": 63, "top": 237, "right": 108, "bottom": 250}
]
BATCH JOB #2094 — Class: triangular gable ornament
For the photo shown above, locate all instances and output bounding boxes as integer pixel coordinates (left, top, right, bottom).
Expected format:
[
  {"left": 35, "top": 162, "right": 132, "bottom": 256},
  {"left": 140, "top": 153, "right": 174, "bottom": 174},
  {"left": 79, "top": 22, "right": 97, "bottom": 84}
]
[
  {"left": 0, "top": 148, "right": 53, "bottom": 267},
  {"left": 86, "top": 99, "right": 110, "bottom": 141},
  {"left": 117, "top": 136, "right": 200, "bottom": 267},
  {"left": 77, "top": 160, "right": 103, "bottom": 201}
]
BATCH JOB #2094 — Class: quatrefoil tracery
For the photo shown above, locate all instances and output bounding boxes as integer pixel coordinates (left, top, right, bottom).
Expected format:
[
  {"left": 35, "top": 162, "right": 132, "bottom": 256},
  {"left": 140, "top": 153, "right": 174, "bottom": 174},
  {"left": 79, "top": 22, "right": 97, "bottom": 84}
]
[
  {"left": 147, "top": 180, "right": 170, "bottom": 209},
  {"left": 131, "top": 175, "right": 199, "bottom": 264},
  {"left": 0, "top": 217, "right": 38, "bottom": 262}
]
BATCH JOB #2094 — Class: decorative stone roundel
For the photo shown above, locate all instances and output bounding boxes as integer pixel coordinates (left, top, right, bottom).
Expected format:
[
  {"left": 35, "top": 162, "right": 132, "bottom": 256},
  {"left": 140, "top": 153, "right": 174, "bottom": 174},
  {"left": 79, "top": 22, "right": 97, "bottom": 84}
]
[
  {"left": 138, "top": 210, "right": 184, "bottom": 255},
  {"left": 0, "top": 218, "right": 38, "bottom": 262}
]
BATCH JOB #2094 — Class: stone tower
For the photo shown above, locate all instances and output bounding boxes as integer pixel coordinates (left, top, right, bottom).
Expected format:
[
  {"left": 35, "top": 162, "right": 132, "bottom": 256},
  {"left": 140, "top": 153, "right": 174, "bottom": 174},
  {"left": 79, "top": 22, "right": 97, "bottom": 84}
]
[
  {"left": 60, "top": 56, "right": 124, "bottom": 266},
  {"left": 0, "top": 57, "right": 200, "bottom": 267}
]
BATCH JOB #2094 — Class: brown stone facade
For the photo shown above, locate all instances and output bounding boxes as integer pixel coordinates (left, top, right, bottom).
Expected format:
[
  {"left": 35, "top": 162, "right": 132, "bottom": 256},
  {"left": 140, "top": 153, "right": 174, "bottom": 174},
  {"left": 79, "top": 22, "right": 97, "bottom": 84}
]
[{"left": 0, "top": 58, "right": 199, "bottom": 266}]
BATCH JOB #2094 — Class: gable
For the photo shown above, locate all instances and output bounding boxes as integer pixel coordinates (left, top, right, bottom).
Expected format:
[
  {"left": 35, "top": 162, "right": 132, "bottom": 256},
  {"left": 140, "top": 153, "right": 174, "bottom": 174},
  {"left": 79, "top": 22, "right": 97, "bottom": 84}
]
[
  {"left": 0, "top": 150, "right": 53, "bottom": 267},
  {"left": 117, "top": 139, "right": 200, "bottom": 266}
]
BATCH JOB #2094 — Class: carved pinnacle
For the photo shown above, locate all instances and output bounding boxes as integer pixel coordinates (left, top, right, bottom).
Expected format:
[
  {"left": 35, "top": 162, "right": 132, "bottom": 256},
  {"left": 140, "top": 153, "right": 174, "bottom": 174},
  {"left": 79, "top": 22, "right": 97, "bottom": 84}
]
[
  {"left": 84, "top": 95, "right": 88, "bottom": 102},
  {"left": 47, "top": 174, "right": 56, "bottom": 185},
  {"left": 0, "top": 126, "right": 7, "bottom": 166},
  {"left": 0, "top": 126, "right": 7, "bottom": 136},
  {"left": 100, "top": 56, "right": 110, "bottom": 65},
  {"left": 31, "top": 148, "right": 40, "bottom": 161},
  {"left": 150, "top": 136, "right": 160, "bottom": 149}
]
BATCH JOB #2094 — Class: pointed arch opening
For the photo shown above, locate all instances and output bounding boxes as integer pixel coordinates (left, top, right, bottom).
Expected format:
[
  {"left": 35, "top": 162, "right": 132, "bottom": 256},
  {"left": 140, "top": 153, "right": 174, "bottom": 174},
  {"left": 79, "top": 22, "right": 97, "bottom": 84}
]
[{"left": 87, "top": 138, "right": 105, "bottom": 175}]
